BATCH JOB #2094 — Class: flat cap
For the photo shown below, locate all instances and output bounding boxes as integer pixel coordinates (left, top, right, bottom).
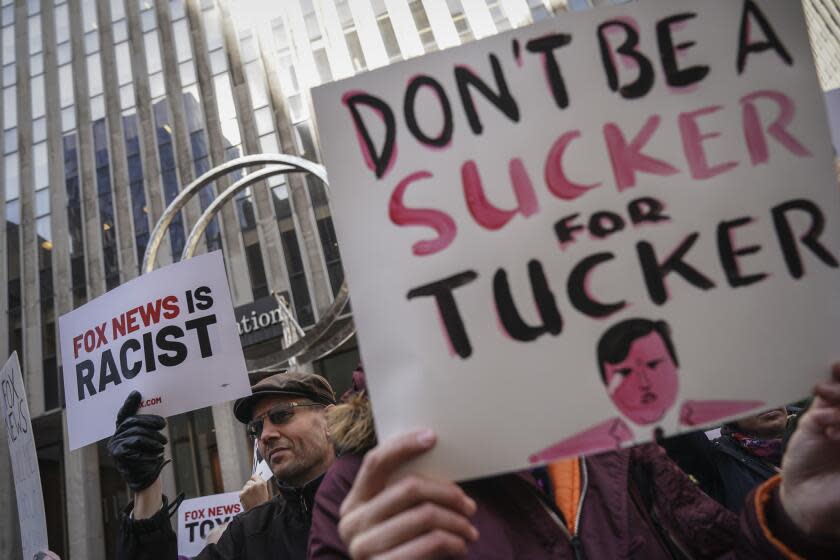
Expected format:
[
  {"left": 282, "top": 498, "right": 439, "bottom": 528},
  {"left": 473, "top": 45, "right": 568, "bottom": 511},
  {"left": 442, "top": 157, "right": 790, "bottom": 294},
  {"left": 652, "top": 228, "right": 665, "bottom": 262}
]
[{"left": 233, "top": 370, "right": 336, "bottom": 423}]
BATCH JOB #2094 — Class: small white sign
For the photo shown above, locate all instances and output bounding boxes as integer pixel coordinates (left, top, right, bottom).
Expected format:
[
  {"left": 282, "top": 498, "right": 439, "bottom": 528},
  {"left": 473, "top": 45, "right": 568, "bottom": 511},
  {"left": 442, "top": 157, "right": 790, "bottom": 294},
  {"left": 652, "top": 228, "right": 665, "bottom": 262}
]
[
  {"left": 313, "top": 0, "right": 840, "bottom": 480},
  {"left": 1, "top": 352, "right": 49, "bottom": 559},
  {"left": 59, "top": 251, "right": 251, "bottom": 450},
  {"left": 177, "top": 491, "right": 243, "bottom": 557},
  {"left": 255, "top": 459, "right": 273, "bottom": 482}
]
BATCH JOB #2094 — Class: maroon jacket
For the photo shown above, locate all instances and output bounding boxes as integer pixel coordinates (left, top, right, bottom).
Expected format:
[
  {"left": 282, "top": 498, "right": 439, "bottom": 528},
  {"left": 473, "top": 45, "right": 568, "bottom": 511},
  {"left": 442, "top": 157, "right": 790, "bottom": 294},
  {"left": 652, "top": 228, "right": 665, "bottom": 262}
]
[{"left": 309, "top": 444, "right": 836, "bottom": 559}]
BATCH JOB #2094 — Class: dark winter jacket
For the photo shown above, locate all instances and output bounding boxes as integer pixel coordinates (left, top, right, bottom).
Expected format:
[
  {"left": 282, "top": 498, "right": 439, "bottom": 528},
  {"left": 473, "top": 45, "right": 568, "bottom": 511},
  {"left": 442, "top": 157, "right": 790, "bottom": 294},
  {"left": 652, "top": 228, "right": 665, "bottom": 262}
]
[
  {"left": 665, "top": 430, "right": 778, "bottom": 513},
  {"left": 309, "top": 393, "right": 838, "bottom": 559},
  {"left": 116, "top": 474, "right": 323, "bottom": 560},
  {"left": 710, "top": 435, "right": 779, "bottom": 512},
  {"left": 310, "top": 447, "right": 840, "bottom": 559}
]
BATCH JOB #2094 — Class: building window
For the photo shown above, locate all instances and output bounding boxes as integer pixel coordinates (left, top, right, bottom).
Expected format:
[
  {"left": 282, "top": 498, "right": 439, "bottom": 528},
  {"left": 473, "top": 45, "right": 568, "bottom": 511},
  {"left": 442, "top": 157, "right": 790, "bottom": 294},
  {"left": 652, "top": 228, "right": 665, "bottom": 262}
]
[
  {"left": 168, "top": 408, "right": 223, "bottom": 499},
  {"left": 236, "top": 193, "right": 257, "bottom": 231},
  {"left": 124, "top": 113, "right": 149, "bottom": 272},
  {"left": 409, "top": 0, "right": 438, "bottom": 52},
  {"left": 87, "top": 53, "right": 103, "bottom": 96},
  {"left": 28, "top": 15, "right": 42, "bottom": 53},
  {"left": 272, "top": 185, "right": 314, "bottom": 327},
  {"left": 154, "top": 100, "right": 188, "bottom": 259},
  {"left": 317, "top": 217, "right": 344, "bottom": 295},
  {"left": 245, "top": 243, "right": 269, "bottom": 300},
  {"left": 141, "top": 6, "right": 157, "bottom": 31},
  {"left": 93, "top": 119, "right": 120, "bottom": 289},
  {"left": 110, "top": 0, "right": 125, "bottom": 20},
  {"left": 373, "top": 1, "right": 402, "bottom": 61}
]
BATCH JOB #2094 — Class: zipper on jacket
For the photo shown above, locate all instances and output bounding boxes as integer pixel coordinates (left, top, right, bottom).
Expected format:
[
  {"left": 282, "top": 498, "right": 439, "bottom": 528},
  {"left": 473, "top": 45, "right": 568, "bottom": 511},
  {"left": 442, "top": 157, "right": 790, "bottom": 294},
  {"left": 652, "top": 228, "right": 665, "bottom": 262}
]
[
  {"left": 574, "top": 457, "right": 589, "bottom": 538},
  {"left": 534, "top": 458, "right": 589, "bottom": 560},
  {"left": 300, "top": 491, "right": 308, "bottom": 515},
  {"left": 569, "top": 457, "right": 589, "bottom": 560},
  {"left": 569, "top": 536, "right": 585, "bottom": 560}
]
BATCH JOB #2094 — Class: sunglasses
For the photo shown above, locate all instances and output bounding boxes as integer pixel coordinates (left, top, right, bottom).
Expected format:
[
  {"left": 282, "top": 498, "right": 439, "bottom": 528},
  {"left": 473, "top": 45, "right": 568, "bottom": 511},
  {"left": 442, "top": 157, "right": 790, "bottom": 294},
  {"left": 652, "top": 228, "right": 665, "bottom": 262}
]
[{"left": 247, "top": 401, "right": 323, "bottom": 439}]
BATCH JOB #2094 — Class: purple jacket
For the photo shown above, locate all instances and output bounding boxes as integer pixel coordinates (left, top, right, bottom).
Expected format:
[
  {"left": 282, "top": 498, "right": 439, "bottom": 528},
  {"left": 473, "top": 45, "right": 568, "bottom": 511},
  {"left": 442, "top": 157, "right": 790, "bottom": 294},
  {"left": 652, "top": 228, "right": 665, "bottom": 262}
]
[{"left": 309, "top": 444, "right": 837, "bottom": 559}]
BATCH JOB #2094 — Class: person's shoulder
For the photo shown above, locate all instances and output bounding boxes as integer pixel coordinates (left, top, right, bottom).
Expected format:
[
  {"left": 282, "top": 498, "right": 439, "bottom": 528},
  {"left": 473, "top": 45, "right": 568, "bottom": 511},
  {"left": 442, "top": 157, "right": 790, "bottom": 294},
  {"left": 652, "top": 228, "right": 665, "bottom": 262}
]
[
  {"left": 315, "top": 454, "right": 364, "bottom": 514},
  {"left": 325, "top": 454, "right": 364, "bottom": 490}
]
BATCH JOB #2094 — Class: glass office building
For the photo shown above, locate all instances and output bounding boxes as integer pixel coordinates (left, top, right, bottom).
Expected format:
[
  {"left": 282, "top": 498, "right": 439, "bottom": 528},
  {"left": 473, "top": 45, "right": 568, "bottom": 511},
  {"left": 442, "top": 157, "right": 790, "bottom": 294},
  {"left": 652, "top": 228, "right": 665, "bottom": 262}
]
[{"left": 0, "top": 0, "right": 836, "bottom": 557}]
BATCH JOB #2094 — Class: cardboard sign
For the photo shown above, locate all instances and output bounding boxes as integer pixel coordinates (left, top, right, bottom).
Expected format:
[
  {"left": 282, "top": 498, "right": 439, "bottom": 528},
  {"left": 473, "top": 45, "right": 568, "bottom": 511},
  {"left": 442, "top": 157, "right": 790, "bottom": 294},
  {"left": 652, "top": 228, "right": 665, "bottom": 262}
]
[
  {"left": 1, "top": 353, "right": 49, "bottom": 559},
  {"left": 312, "top": 0, "right": 840, "bottom": 481},
  {"left": 177, "top": 491, "right": 242, "bottom": 557},
  {"left": 59, "top": 251, "right": 251, "bottom": 450}
]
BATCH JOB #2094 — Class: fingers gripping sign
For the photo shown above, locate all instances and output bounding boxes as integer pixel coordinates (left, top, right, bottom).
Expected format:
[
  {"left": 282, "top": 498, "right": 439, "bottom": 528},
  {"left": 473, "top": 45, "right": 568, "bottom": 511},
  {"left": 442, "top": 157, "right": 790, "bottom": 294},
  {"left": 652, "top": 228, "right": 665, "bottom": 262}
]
[
  {"left": 338, "top": 430, "right": 479, "bottom": 559},
  {"left": 780, "top": 364, "right": 840, "bottom": 538},
  {"left": 240, "top": 473, "right": 270, "bottom": 512},
  {"left": 107, "top": 390, "right": 170, "bottom": 492}
]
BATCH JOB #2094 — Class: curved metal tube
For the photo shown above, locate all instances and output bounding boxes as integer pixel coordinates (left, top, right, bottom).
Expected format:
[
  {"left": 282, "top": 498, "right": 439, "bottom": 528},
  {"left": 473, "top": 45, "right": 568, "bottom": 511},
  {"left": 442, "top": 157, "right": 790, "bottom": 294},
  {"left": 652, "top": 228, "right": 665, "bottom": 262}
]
[
  {"left": 144, "top": 153, "right": 353, "bottom": 368},
  {"left": 180, "top": 165, "right": 293, "bottom": 261},
  {"left": 142, "top": 154, "right": 328, "bottom": 273},
  {"left": 296, "top": 316, "right": 356, "bottom": 363}
]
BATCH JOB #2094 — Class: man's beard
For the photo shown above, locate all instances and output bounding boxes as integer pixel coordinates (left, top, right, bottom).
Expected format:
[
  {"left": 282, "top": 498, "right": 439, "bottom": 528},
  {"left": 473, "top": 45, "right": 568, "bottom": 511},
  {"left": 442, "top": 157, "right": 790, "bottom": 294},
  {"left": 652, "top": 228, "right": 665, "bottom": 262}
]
[{"left": 265, "top": 439, "right": 318, "bottom": 483}]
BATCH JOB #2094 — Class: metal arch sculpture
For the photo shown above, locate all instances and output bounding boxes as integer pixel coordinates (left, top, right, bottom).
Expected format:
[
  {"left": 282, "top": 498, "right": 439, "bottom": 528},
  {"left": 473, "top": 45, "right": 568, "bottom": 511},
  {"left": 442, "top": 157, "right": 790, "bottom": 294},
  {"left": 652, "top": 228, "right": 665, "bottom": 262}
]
[
  {"left": 142, "top": 153, "right": 355, "bottom": 369},
  {"left": 142, "top": 154, "right": 328, "bottom": 273}
]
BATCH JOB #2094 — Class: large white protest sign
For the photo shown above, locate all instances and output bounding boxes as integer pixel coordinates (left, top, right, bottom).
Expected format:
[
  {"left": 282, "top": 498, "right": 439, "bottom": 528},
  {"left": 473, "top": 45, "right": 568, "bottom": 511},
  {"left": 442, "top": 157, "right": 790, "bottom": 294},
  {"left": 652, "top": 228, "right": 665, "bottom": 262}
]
[
  {"left": 312, "top": 0, "right": 840, "bottom": 481},
  {"left": 177, "top": 491, "right": 243, "bottom": 557},
  {"left": 59, "top": 251, "right": 251, "bottom": 450},
  {"left": 1, "top": 353, "right": 49, "bottom": 559}
]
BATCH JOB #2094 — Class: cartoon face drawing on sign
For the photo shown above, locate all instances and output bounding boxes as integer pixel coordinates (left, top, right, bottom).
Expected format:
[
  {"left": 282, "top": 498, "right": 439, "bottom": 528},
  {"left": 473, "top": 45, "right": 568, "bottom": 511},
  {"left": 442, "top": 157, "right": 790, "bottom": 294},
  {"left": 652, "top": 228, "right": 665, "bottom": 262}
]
[
  {"left": 529, "top": 317, "right": 765, "bottom": 464},
  {"left": 597, "top": 318, "right": 680, "bottom": 425}
]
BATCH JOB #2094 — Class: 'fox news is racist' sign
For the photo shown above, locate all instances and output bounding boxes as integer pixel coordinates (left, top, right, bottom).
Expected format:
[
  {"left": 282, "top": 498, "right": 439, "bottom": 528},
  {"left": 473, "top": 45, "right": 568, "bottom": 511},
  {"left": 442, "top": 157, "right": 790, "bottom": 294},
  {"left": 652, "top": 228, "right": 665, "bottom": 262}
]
[
  {"left": 59, "top": 251, "right": 251, "bottom": 450},
  {"left": 312, "top": 0, "right": 840, "bottom": 481}
]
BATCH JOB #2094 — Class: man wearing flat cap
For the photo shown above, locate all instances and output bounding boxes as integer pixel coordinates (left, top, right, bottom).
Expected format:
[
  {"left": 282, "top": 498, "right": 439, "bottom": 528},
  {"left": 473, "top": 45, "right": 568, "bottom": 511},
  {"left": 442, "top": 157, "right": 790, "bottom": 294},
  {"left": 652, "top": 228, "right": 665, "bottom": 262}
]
[{"left": 111, "top": 371, "right": 337, "bottom": 560}]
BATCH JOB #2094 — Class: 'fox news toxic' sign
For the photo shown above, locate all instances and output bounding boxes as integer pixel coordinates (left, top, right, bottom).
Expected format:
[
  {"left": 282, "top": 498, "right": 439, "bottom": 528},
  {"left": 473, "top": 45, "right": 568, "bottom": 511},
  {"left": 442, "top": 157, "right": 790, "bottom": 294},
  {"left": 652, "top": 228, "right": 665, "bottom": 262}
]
[{"left": 177, "top": 492, "right": 243, "bottom": 557}]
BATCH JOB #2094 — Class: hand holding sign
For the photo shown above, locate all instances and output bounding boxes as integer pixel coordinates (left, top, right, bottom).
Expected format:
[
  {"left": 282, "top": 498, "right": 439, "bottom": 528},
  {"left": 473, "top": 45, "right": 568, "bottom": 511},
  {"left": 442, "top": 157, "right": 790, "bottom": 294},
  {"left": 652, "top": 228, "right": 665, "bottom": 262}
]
[
  {"left": 239, "top": 473, "right": 270, "bottom": 512},
  {"left": 337, "top": 430, "right": 478, "bottom": 559},
  {"left": 780, "top": 364, "right": 840, "bottom": 538},
  {"left": 107, "top": 390, "right": 169, "bottom": 491}
]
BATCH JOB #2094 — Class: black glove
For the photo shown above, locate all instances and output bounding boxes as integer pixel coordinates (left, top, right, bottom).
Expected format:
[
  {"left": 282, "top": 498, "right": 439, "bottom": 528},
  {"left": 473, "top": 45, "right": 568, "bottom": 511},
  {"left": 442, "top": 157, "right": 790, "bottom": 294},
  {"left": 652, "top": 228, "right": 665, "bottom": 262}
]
[{"left": 107, "top": 390, "right": 169, "bottom": 491}]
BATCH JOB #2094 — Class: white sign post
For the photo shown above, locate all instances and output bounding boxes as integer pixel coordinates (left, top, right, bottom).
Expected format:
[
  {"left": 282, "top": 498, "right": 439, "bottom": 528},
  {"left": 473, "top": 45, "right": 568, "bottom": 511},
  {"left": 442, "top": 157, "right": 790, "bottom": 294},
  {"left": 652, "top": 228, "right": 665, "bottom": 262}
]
[
  {"left": 1, "top": 352, "right": 49, "bottom": 559},
  {"left": 177, "top": 491, "right": 243, "bottom": 557},
  {"left": 59, "top": 251, "right": 251, "bottom": 450},
  {"left": 312, "top": 0, "right": 840, "bottom": 481}
]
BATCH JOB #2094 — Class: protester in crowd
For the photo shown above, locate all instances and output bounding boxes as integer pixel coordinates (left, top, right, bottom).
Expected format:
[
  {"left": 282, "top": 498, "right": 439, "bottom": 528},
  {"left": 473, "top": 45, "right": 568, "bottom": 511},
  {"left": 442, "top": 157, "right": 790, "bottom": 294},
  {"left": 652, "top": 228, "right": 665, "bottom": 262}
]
[
  {"left": 110, "top": 370, "right": 337, "bottom": 560},
  {"left": 666, "top": 404, "right": 800, "bottom": 513},
  {"left": 239, "top": 472, "right": 271, "bottom": 512},
  {"left": 308, "top": 365, "right": 840, "bottom": 559}
]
